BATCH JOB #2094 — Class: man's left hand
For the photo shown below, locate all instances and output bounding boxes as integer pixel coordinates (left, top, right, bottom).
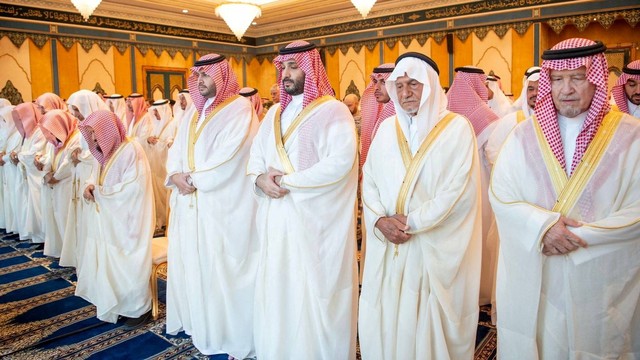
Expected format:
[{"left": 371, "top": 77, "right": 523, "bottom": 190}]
[{"left": 34, "top": 156, "right": 44, "bottom": 171}]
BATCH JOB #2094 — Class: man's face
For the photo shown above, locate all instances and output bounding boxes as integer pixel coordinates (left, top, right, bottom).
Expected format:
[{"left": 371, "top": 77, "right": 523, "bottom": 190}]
[
  {"left": 281, "top": 59, "right": 305, "bottom": 96},
  {"left": 126, "top": 99, "right": 133, "bottom": 112},
  {"left": 179, "top": 95, "right": 187, "bottom": 110},
  {"left": 550, "top": 66, "right": 596, "bottom": 118},
  {"left": 486, "top": 83, "right": 494, "bottom": 100},
  {"left": 395, "top": 75, "right": 424, "bottom": 116},
  {"left": 87, "top": 127, "right": 101, "bottom": 153},
  {"left": 270, "top": 86, "right": 280, "bottom": 103},
  {"left": 343, "top": 96, "right": 359, "bottom": 115},
  {"left": 108, "top": 101, "right": 114, "bottom": 112},
  {"left": 41, "top": 127, "right": 60, "bottom": 147},
  {"left": 373, "top": 78, "right": 390, "bottom": 103},
  {"left": 152, "top": 108, "right": 161, "bottom": 120},
  {"left": 526, "top": 80, "right": 539, "bottom": 109},
  {"left": 36, "top": 104, "right": 46, "bottom": 115},
  {"left": 197, "top": 71, "right": 217, "bottom": 98},
  {"left": 624, "top": 78, "right": 640, "bottom": 106},
  {"left": 69, "top": 105, "right": 84, "bottom": 121}
]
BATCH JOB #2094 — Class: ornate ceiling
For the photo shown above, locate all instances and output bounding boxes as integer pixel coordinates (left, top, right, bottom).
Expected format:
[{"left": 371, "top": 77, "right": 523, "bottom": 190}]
[{"left": 10, "top": 0, "right": 477, "bottom": 37}]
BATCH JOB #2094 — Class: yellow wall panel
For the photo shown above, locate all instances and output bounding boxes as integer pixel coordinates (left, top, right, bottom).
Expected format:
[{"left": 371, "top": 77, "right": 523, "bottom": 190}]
[
  {"left": 230, "top": 57, "right": 244, "bottom": 87},
  {"left": 453, "top": 35, "right": 473, "bottom": 70},
  {"left": 430, "top": 39, "right": 449, "bottom": 87},
  {"left": 338, "top": 47, "right": 366, "bottom": 99},
  {"left": 56, "top": 42, "right": 79, "bottom": 99},
  {"left": 383, "top": 42, "right": 399, "bottom": 64},
  {"left": 247, "top": 57, "right": 276, "bottom": 101},
  {"left": 473, "top": 31, "right": 513, "bottom": 95},
  {"left": 30, "top": 39, "right": 53, "bottom": 98},
  {"left": 114, "top": 46, "right": 132, "bottom": 96},
  {"left": 364, "top": 43, "right": 381, "bottom": 80},
  {"left": 325, "top": 49, "right": 340, "bottom": 98},
  {"left": 511, "top": 26, "right": 535, "bottom": 99},
  {"left": 0, "top": 36, "right": 33, "bottom": 103}
]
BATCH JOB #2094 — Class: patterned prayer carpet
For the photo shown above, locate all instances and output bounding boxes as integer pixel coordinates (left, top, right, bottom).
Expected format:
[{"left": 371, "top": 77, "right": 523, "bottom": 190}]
[{"left": 0, "top": 232, "right": 496, "bottom": 359}]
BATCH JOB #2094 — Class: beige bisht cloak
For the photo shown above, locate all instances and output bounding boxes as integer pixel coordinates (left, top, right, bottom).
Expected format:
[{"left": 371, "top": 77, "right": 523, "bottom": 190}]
[
  {"left": 247, "top": 97, "right": 359, "bottom": 360},
  {"left": 359, "top": 56, "right": 482, "bottom": 360},
  {"left": 165, "top": 95, "right": 259, "bottom": 359},
  {"left": 490, "top": 112, "right": 640, "bottom": 358},
  {"left": 75, "top": 140, "right": 154, "bottom": 323}
]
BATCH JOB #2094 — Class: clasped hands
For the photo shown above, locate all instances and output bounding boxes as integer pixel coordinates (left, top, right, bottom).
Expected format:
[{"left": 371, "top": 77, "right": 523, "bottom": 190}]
[
  {"left": 170, "top": 172, "right": 196, "bottom": 195},
  {"left": 34, "top": 155, "right": 44, "bottom": 171},
  {"left": 147, "top": 136, "right": 159, "bottom": 145},
  {"left": 541, "top": 215, "right": 588, "bottom": 256},
  {"left": 375, "top": 214, "right": 412, "bottom": 244},
  {"left": 256, "top": 167, "right": 289, "bottom": 199}
]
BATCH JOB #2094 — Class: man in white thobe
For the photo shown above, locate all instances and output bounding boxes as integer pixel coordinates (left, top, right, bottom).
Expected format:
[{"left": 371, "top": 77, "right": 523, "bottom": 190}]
[
  {"left": 447, "top": 66, "right": 500, "bottom": 306},
  {"left": 490, "top": 38, "right": 640, "bottom": 359},
  {"left": 61, "top": 90, "right": 108, "bottom": 268},
  {"left": 143, "top": 99, "right": 175, "bottom": 230},
  {"left": 487, "top": 74, "right": 514, "bottom": 118},
  {"left": 105, "top": 94, "right": 127, "bottom": 124},
  {"left": 611, "top": 60, "right": 640, "bottom": 117},
  {"left": 247, "top": 40, "right": 358, "bottom": 360},
  {"left": 165, "top": 53, "right": 259, "bottom": 359},
  {"left": 0, "top": 100, "right": 15, "bottom": 232},
  {"left": 38, "top": 110, "right": 80, "bottom": 258},
  {"left": 126, "top": 93, "right": 151, "bottom": 140},
  {"left": 359, "top": 52, "right": 482, "bottom": 360},
  {"left": 76, "top": 110, "right": 154, "bottom": 328}
]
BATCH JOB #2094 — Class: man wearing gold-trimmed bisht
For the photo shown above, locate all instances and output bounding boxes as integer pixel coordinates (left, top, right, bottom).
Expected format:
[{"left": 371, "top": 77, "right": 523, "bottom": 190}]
[
  {"left": 164, "top": 53, "right": 259, "bottom": 359},
  {"left": 359, "top": 52, "right": 482, "bottom": 359},
  {"left": 75, "top": 110, "right": 154, "bottom": 329},
  {"left": 247, "top": 40, "right": 358, "bottom": 359},
  {"left": 490, "top": 38, "right": 640, "bottom": 358}
]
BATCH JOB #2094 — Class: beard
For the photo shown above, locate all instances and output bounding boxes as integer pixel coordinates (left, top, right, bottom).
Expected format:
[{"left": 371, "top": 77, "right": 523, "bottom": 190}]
[{"left": 283, "top": 77, "right": 304, "bottom": 96}]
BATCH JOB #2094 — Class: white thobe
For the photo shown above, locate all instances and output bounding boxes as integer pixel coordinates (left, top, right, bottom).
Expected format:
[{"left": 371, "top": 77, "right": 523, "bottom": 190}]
[
  {"left": 627, "top": 99, "right": 640, "bottom": 118},
  {"left": 17, "top": 128, "right": 47, "bottom": 243},
  {"left": 41, "top": 133, "right": 81, "bottom": 258},
  {"left": 165, "top": 96, "right": 259, "bottom": 359},
  {"left": 359, "top": 114, "right": 482, "bottom": 360},
  {"left": 75, "top": 140, "right": 154, "bottom": 323},
  {"left": 247, "top": 96, "right": 359, "bottom": 360},
  {"left": 142, "top": 117, "right": 177, "bottom": 229},
  {"left": 477, "top": 121, "right": 498, "bottom": 305},
  {"left": 2, "top": 131, "right": 22, "bottom": 233},
  {"left": 59, "top": 136, "right": 99, "bottom": 268},
  {"left": 490, "top": 111, "right": 640, "bottom": 359}
]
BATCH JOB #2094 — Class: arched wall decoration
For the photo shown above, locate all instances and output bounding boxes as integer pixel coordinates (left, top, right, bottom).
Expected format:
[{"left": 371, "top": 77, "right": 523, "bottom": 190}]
[{"left": 0, "top": 80, "right": 24, "bottom": 105}]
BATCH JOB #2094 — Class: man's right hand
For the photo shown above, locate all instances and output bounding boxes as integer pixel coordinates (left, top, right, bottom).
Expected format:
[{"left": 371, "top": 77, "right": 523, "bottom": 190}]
[
  {"left": 541, "top": 215, "right": 587, "bottom": 256},
  {"left": 10, "top": 151, "right": 19, "bottom": 165},
  {"left": 83, "top": 184, "right": 95, "bottom": 202},
  {"left": 170, "top": 173, "right": 196, "bottom": 195},
  {"left": 375, "top": 215, "right": 412, "bottom": 244},
  {"left": 71, "top": 148, "right": 81, "bottom": 166},
  {"left": 256, "top": 167, "right": 289, "bottom": 199}
]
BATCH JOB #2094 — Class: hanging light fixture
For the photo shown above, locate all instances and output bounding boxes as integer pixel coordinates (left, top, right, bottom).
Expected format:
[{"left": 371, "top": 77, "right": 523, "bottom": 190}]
[
  {"left": 71, "top": 0, "right": 102, "bottom": 21},
  {"left": 215, "top": 2, "right": 262, "bottom": 41},
  {"left": 350, "top": 0, "right": 377, "bottom": 18}
]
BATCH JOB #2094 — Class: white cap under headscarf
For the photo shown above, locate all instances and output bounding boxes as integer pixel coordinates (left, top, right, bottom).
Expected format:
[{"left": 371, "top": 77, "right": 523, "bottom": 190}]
[{"left": 385, "top": 53, "right": 448, "bottom": 153}]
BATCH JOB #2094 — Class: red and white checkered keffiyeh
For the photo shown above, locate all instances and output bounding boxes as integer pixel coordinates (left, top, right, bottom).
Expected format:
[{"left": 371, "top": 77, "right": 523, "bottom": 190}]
[
  {"left": 12, "top": 102, "right": 43, "bottom": 138},
  {"left": 274, "top": 41, "right": 334, "bottom": 112},
  {"left": 126, "top": 94, "right": 148, "bottom": 127},
  {"left": 188, "top": 53, "right": 240, "bottom": 117},
  {"left": 239, "top": 87, "right": 264, "bottom": 118},
  {"left": 39, "top": 109, "right": 77, "bottom": 153},
  {"left": 79, "top": 110, "right": 127, "bottom": 166},
  {"left": 536, "top": 38, "right": 610, "bottom": 175},
  {"left": 447, "top": 68, "right": 499, "bottom": 135},
  {"left": 612, "top": 60, "right": 640, "bottom": 115},
  {"left": 360, "top": 63, "right": 396, "bottom": 168},
  {"left": 36, "top": 93, "right": 68, "bottom": 113}
]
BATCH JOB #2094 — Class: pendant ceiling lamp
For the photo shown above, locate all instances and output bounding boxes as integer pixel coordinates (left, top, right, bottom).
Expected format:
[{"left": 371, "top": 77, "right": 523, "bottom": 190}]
[
  {"left": 351, "top": 0, "right": 377, "bottom": 18},
  {"left": 215, "top": 2, "right": 262, "bottom": 40},
  {"left": 71, "top": 0, "right": 102, "bottom": 21}
]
